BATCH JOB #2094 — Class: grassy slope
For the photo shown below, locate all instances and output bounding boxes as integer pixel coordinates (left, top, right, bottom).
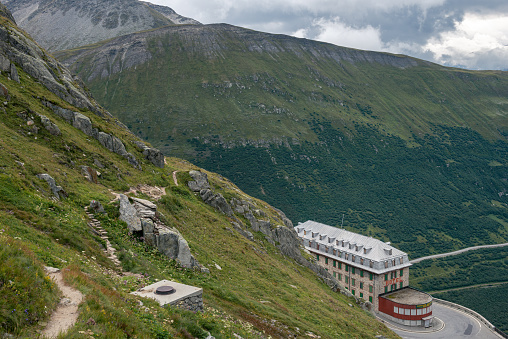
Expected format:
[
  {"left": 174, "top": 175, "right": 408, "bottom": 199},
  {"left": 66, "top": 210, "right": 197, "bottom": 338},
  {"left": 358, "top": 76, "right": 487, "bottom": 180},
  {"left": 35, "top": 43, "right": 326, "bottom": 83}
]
[{"left": 0, "top": 46, "right": 396, "bottom": 338}]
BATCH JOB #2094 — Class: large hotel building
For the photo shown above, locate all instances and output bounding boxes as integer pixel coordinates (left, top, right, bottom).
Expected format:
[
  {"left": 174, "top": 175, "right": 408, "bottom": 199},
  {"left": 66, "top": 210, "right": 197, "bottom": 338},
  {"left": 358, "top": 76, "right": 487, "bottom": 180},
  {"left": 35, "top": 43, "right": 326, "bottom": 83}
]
[{"left": 295, "top": 220, "right": 434, "bottom": 327}]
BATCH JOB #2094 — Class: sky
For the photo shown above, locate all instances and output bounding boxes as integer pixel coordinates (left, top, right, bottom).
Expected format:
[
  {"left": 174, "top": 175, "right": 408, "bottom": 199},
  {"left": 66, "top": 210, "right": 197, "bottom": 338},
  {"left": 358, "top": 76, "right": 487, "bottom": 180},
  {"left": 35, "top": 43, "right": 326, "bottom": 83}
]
[{"left": 150, "top": 0, "right": 508, "bottom": 71}]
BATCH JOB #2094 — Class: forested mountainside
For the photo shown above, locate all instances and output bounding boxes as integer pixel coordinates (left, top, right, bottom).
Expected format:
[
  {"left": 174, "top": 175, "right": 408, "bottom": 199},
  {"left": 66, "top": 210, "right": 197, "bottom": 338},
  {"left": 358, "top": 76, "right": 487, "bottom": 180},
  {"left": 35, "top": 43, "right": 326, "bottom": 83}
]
[
  {"left": 0, "top": 8, "right": 395, "bottom": 338},
  {"left": 3, "top": 0, "right": 200, "bottom": 51},
  {"left": 56, "top": 23, "right": 508, "bottom": 258}
]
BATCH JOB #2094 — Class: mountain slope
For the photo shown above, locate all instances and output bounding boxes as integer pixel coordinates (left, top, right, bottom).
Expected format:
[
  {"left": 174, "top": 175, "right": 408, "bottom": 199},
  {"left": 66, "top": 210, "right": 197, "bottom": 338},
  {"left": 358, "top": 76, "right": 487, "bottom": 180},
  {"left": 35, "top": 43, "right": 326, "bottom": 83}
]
[
  {"left": 3, "top": 0, "right": 200, "bottom": 51},
  {"left": 0, "top": 10, "right": 395, "bottom": 339},
  {"left": 56, "top": 23, "right": 508, "bottom": 258}
]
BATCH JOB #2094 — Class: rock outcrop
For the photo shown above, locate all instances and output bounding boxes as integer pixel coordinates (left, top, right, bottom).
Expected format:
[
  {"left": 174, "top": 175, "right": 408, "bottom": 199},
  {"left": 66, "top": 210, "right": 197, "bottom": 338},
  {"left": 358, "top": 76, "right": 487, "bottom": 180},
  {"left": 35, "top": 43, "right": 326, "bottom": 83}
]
[
  {"left": 187, "top": 170, "right": 347, "bottom": 295},
  {"left": 36, "top": 173, "right": 67, "bottom": 199},
  {"left": 118, "top": 194, "right": 200, "bottom": 269},
  {"left": 134, "top": 141, "right": 165, "bottom": 168},
  {"left": 0, "top": 10, "right": 105, "bottom": 114},
  {"left": 44, "top": 101, "right": 140, "bottom": 168}
]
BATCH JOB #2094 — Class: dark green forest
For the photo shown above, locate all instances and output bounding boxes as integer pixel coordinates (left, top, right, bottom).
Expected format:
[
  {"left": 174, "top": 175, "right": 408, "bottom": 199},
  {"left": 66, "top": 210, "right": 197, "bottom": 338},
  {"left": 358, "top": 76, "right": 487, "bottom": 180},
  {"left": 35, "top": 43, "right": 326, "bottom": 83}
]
[{"left": 190, "top": 120, "right": 508, "bottom": 258}]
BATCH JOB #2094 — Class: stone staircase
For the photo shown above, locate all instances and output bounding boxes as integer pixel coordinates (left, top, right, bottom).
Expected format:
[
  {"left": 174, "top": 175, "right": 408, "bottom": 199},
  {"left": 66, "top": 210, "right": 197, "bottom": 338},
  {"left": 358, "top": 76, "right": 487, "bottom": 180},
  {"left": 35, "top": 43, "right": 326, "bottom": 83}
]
[{"left": 85, "top": 206, "right": 121, "bottom": 267}]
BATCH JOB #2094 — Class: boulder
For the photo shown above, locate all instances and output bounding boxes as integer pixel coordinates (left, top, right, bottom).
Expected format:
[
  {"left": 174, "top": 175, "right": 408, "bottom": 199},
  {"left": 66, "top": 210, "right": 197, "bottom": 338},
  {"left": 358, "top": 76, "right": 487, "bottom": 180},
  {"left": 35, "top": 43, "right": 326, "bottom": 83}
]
[
  {"left": 207, "top": 193, "right": 233, "bottom": 216},
  {"left": 188, "top": 170, "right": 210, "bottom": 192},
  {"left": 38, "top": 115, "right": 61, "bottom": 136},
  {"left": 244, "top": 212, "right": 259, "bottom": 232},
  {"left": 0, "top": 54, "right": 10, "bottom": 72},
  {"left": 36, "top": 173, "right": 67, "bottom": 199},
  {"left": 89, "top": 200, "right": 105, "bottom": 213},
  {"left": 118, "top": 194, "right": 142, "bottom": 232},
  {"left": 142, "top": 147, "right": 165, "bottom": 168},
  {"left": 73, "top": 112, "right": 98, "bottom": 138},
  {"left": 141, "top": 218, "right": 155, "bottom": 246},
  {"left": 10, "top": 63, "right": 19, "bottom": 83},
  {"left": 258, "top": 220, "right": 272, "bottom": 237},
  {"left": 132, "top": 197, "right": 156, "bottom": 219},
  {"left": 156, "top": 228, "right": 180, "bottom": 259}
]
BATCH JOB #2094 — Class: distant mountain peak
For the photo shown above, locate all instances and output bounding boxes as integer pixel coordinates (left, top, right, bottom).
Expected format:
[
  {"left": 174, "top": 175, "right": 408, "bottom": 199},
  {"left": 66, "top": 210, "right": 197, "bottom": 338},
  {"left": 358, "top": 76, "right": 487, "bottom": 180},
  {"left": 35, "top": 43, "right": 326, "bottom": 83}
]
[{"left": 3, "top": 0, "right": 200, "bottom": 51}]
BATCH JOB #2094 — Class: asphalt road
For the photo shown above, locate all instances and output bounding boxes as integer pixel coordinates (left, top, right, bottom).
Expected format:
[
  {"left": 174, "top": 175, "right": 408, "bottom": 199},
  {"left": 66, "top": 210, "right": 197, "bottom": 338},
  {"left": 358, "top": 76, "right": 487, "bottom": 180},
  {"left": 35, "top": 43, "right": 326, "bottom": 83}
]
[
  {"left": 410, "top": 242, "right": 508, "bottom": 264},
  {"left": 386, "top": 303, "right": 501, "bottom": 339}
]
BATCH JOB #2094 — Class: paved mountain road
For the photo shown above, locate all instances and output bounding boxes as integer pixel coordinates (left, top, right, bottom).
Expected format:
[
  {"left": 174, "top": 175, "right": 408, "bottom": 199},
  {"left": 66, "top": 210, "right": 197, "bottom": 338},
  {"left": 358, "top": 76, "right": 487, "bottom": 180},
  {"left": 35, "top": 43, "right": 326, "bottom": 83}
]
[{"left": 410, "top": 242, "right": 508, "bottom": 264}]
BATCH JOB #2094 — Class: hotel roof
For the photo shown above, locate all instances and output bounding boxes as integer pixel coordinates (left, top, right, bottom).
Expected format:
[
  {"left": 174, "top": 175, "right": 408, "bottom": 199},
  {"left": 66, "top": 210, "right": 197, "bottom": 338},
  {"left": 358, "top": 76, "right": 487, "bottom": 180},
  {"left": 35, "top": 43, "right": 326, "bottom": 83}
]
[{"left": 295, "top": 220, "right": 411, "bottom": 274}]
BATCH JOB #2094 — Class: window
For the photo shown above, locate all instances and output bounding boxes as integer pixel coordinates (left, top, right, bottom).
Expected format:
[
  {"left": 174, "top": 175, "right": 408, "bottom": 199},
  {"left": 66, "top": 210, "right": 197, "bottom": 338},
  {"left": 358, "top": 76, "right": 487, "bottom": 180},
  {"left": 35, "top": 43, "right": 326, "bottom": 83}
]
[
  {"left": 352, "top": 289, "right": 355, "bottom": 296},
  {"left": 400, "top": 282, "right": 403, "bottom": 289},
  {"left": 360, "top": 258, "right": 364, "bottom": 265},
  {"left": 391, "top": 272, "right": 394, "bottom": 279},
  {"left": 360, "top": 282, "right": 363, "bottom": 289},
  {"left": 325, "top": 257, "right": 328, "bottom": 264},
  {"left": 392, "top": 259, "right": 396, "bottom": 266},
  {"left": 316, "top": 254, "right": 320, "bottom": 261},
  {"left": 384, "top": 286, "right": 388, "bottom": 293},
  {"left": 417, "top": 309, "right": 422, "bottom": 315},
  {"left": 351, "top": 267, "right": 355, "bottom": 275},
  {"left": 370, "top": 261, "right": 373, "bottom": 268},
  {"left": 369, "top": 296, "right": 372, "bottom": 303},
  {"left": 360, "top": 292, "right": 363, "bottom": 298},
  {"left": 338, "top": 262, "right": 342, "bottom": 269},
  {"left": 384, "top": 261, "right": 388, "bottom": 268},
  {"left": 390, "top": 284, "right": 394, "bottom": 291},
  {"left": 352, "top": 278, "right": 356, "bottom": 286},
  {"left": 345, "top": 253, "right": 349, "bottom": 260},
  {"left": 384, "top": 274, "right": 388, "bottom": 281},
  {"left": 338, "top": 273, "right": 342, "bottom": 281},
  {"left": 333, "top": 260, "right": 336, "bottom": 268},
  {"left": 352, "top": 255, "right": 355, "bottom": 262},
  {"left": 317, "top": 244, "right": 320, "bottom": 250},
  {"left": 369, "top": 285, "right": 373, "bottom": 293},
  {"left": 400, "top": 269, "right": 403, "bottom": 276},
  {"left": 405, "top": 309, "right": 410, "bottom": 316},
  {"left": 333, "top": 272, "right": 336, "bottom": 278},
  {"left": 345, "top": 276, "right": 349, "bottom": 283},
  {"left": 369, "top": 273, "right": 373, "bottom": 281},
  {"left": 411, "top": 309, "right": 416, "bottom": 316},
  {"left": 360, "top": 270, "right": 364, "bottom": 277},
  {"left": 394, "top": 306, "right": 398, "bottom": 314},
  {"left": 399, "top": 257, "right": 404, "bottom": 265},
  {"left": 345, "top": 265, "right": 349, "bottom": 272}
]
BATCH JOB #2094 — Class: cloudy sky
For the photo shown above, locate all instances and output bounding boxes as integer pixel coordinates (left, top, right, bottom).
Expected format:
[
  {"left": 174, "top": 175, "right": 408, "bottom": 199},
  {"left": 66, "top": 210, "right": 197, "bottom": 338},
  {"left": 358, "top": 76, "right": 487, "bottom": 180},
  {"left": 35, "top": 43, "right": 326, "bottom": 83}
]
[{"left": 151, "top": 0, "right": 508, "bottom": 70}]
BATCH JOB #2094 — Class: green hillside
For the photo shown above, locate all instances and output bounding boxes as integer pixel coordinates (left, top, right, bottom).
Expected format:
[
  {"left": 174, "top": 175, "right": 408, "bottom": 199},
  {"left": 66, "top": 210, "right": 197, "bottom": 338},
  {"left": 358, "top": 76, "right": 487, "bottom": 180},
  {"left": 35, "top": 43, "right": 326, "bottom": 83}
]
[
  {"left": 0, "top": 14, "right": 396, "bottom": 339},
  {"left": 57, "top": 24, "right": 508, "bottom": 258}
]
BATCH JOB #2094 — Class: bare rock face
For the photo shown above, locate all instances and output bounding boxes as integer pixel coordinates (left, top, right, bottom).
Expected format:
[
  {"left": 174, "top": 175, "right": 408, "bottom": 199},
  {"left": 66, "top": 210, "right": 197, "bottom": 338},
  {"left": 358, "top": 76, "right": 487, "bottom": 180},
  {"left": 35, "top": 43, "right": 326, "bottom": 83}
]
[
  {"left": 119, "top": 194, "right": 142, "bottom": 232},
  {"left": 188, "top": 170, "right": 211, "bottom": 192},
  {"left": 0, "top": 7, "right": 105, "bottom": 114},
  {"left": 118, "top": 193, "right": 200, "bottom": 269},
  {"left": 134, "top": 141, "right": 165, "bottom": 168},
  {"left": 38, "top": 115, "right": 61, "bottom": 136},
  {"left": 4, "top": 0, "right": 200, "bottom": 52}
]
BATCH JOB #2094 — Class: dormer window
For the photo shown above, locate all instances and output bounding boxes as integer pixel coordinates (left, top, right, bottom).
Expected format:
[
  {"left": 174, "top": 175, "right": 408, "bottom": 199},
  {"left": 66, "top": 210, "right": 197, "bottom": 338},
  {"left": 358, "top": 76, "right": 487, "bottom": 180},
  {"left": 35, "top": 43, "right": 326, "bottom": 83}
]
[
  {"left": 384, "top": 261, "right": 389, "bottom": 268},
  {"left": 360, "top": 258, "right": 364, "bottom": 265},
  {"left": 392, "top": 259, "right": 396, "bottom": 266},
  {"left": 400, "top": 257, "right": 404, "bottom": 264},
  {"left": 352, "top": 255, "right": 355, "bottom": 262}
]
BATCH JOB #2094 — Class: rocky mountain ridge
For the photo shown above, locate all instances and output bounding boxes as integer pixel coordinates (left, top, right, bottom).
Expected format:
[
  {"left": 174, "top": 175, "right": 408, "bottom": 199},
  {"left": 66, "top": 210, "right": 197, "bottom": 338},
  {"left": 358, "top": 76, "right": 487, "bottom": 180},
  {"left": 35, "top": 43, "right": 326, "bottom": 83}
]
[{"left": 3, "top": 0, "right": 200, "bottom": 51}]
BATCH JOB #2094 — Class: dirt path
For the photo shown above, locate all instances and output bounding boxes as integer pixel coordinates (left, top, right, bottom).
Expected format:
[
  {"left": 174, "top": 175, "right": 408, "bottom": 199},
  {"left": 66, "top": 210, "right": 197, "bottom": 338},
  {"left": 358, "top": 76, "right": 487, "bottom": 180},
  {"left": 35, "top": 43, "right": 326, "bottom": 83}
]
[
  {"left": 41, "top": 267, "right": 83, "bottom": 338},
  {"left": 410, "top": 242, "right": 508, "bottom": 264},
  {"left": 172, "top": 171, "right": 179, "bottom": 186}
]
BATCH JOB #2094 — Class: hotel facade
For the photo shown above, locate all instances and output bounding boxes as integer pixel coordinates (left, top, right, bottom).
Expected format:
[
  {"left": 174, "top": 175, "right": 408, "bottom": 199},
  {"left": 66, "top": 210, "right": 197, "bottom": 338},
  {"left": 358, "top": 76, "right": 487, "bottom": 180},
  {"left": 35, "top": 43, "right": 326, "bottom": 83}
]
[{"left": 295, "top": 220, "right": 433, "bottom": 327}]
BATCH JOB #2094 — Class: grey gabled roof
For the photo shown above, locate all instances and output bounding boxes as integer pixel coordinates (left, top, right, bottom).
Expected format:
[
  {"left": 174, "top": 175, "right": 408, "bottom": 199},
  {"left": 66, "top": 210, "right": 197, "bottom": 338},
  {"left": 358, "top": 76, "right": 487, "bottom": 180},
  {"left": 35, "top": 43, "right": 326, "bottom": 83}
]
[{"left": 295, "top": 220, "right": 411, "bottom": 274}]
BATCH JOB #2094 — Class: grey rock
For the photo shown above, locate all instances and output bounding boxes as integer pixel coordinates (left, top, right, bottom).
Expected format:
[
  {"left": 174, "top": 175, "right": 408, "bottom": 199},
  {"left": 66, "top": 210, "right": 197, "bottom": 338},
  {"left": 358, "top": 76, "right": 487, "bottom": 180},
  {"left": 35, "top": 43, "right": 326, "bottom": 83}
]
[
  {"left": 9, "top": 63, "right": 19, "bottom": 83},
  {"left": 36, "top": 173, "right": 67, "bottom": 199},
  {"left": 0, "top": 54, "right": 9, "bottom": 72},
  {"left": 258, "top": 220, "right": 272, "bottom": 237},
  {"left": 200, "top": 189, "right": 213, "bottom": 202},
  {"left": 188, "top": 170, "right": 210, "bottom": 191},
  {"left": 141, "top": 218, "right": 155, "bottom": 246},
  {"left": 231, "top": 221, "right": 254, "bottom": 241},
  {"left": 134, "top": 141, "right": 164, "bottom": 168},
  {"left": 89, "top": 200, "right": 105, "bottom": 213},
  {"left": 118, "top": 194, "right": 141, "bottom": 232},
  {"left": 207, "top": 193, "right": 233, "bottom": 216},
  {"left": 38, "top": 115, "right": 61, "bottom": 136},
  {"left": 176, "top": 236, "right": 194, "bottom": 268},
  {"left": 156, "top": 228, "right": 179, "bottom": 259},
  {"left": 244, "top": 212, "right": 259, "bottom": 232},
  {"left": 132, "top": 197, "right": 157, "bottom": 219},
  {"left": 73, "top": 112, "right": 97, "bottom": 138},
  {"left": 44, "top": 266, "right": 60, "bottom": 274}
]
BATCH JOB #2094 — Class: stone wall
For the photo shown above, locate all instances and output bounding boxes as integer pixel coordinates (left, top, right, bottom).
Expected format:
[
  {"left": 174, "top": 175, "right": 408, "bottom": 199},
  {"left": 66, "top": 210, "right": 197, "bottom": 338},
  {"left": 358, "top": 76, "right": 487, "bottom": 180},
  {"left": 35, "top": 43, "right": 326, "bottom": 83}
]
[{"left": 172, "top": 292, "right": 204, "bottom": 312}]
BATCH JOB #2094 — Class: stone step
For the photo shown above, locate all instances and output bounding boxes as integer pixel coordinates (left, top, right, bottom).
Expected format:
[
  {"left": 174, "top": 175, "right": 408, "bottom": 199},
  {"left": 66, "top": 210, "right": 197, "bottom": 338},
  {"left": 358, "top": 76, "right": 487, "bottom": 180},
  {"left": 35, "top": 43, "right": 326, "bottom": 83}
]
[{"left": 100, "top": 236, "right": 109, "bottom": 240}]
